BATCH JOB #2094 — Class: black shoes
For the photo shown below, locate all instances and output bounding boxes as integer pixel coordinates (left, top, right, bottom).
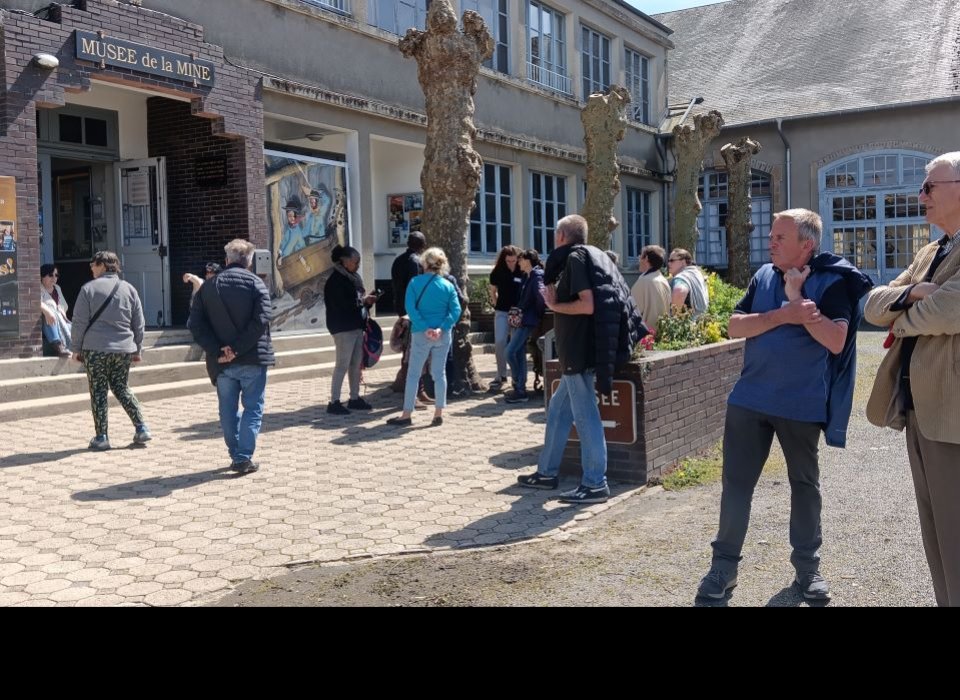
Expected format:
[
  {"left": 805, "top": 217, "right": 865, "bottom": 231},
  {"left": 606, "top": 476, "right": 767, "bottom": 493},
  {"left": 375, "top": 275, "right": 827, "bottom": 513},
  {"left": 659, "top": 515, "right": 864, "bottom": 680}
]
[
  {"left": 327, "top": 401, "right": 350, "bottom": 415},
  {"left": 794, "top": 571, "right": 831, "bottom": 600},
  {"left": 231, "top": 460, "right": 259, "bottom": 475},
  {"left": 517, "top": 472, "right": 559, "bottom": 490},
  {"left": 347, "top": 398, "right": 373, "bottom": 410}
]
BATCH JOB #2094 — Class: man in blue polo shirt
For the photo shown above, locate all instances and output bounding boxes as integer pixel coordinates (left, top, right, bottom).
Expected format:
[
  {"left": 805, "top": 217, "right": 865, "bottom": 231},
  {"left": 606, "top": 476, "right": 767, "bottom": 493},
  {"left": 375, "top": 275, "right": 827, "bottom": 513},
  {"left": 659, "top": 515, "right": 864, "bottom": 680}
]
[{"left": 697, "top": 208, "right": 871, "bottom": 603}]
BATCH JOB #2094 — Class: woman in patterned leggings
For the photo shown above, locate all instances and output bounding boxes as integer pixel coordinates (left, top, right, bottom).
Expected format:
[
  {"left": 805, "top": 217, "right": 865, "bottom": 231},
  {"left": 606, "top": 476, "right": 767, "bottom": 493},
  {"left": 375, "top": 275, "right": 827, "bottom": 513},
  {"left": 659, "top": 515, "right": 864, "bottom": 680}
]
[{"left": 71, "top": 251, "right": 151, "bottom": 450}]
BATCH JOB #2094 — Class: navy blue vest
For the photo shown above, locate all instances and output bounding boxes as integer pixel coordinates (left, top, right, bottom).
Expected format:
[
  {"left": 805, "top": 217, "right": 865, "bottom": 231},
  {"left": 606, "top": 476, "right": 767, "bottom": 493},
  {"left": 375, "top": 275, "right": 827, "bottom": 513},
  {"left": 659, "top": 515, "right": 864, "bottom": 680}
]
[{"left": 728, "top": 264, "right": 842, "bottom": 423}]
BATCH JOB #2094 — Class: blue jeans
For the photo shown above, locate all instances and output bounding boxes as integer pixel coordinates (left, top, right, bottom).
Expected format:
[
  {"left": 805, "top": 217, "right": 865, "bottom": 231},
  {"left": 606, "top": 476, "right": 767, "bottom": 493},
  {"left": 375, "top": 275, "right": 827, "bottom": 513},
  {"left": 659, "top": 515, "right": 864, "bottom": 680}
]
[
  {"left": 493, "top": 310, "right": 511, "bottom": 378},
  {"left": 404, "top": 330, "right": 452, "bottom": 412},
  {"left": 506, "top": 325, "right": 531, "bottom": 392},
  {"left": 538, "top": 371, "right": 607, "bottom": 488},
  {"left": 42, "top": 322, "right": 61, "bottom": 343},
  {"left": 216, "top": 364, "right": 268, "bottom": 464}
]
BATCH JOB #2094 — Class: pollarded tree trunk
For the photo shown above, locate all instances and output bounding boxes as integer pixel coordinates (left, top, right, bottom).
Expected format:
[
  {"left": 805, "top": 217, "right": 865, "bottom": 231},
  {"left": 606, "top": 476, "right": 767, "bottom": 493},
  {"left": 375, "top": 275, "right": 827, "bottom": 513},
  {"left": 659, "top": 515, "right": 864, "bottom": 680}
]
[
  {"left": 721, "top": 137, "right": 762, "bottom": 289},
  {"left": 672, "top": 110, "right": 724, "bottom": 255},
  {"left": 399, "top": 0, "right": 494, "bottom": 393},
  {"left": 580, "top": 86, "right": 630, "bottom": 252}
]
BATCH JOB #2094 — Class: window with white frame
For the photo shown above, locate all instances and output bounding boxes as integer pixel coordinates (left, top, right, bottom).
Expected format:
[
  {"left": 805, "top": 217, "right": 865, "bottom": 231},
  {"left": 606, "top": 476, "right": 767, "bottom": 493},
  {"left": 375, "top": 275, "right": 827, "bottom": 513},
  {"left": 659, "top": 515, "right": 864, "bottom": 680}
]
[
  {"left": 581, "top": 26, "right": 610, "bottom": 97},
  {"left": 625, "top": 187, "right": 651, "bottom": 260},
  {"left": 370, "top": 0, "right": 428, "bottom": 35},
  {"left": 821, "top": 151, "right": 932, "bottom": 283},
  {"left": 470, "top": 163, "right": 513, "bottom": 254},
  {"left": 462, "top": 0, "right": 509, "bottom": 73},
  {"left": 531, "top": 171, "right": 567, "bottom": 254},
  {"left": 624, "top": 48, "right": 649, "bottom": 124},
  {"left": 302, "top": 0, "right": 351, "bottom": 14},
  {"left": 527, "top": 1, "right": 569, "bottom": 94},
  {"left": 695, "top": 170, "right": 773, "bottom": 268}
]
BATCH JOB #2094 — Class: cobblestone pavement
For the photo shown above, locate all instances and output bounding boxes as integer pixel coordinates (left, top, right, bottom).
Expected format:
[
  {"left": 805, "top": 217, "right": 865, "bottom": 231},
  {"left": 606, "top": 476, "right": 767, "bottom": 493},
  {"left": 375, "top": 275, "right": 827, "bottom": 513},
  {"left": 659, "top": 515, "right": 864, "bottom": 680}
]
[{"left": 0, "top": 354, "right": 636, "bottom": 606}]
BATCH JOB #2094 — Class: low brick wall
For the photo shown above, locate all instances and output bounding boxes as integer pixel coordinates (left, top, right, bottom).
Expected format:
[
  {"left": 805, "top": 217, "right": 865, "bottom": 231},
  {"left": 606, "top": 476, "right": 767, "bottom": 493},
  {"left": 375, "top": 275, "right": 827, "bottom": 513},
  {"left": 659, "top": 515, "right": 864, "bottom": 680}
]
[{"left": 553, "top": 338, "right": 745, "bottom": 484}]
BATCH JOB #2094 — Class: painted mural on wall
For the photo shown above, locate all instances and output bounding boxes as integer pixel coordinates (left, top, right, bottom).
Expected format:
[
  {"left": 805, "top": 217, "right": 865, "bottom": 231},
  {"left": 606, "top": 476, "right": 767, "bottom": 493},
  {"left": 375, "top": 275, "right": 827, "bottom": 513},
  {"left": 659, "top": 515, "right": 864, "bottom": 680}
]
[
  {"left": 0, "top": 177, "right": 19, "bottom": 339},
  {"left": 265, "top": 150, "right": 349, "bottom": 333}
]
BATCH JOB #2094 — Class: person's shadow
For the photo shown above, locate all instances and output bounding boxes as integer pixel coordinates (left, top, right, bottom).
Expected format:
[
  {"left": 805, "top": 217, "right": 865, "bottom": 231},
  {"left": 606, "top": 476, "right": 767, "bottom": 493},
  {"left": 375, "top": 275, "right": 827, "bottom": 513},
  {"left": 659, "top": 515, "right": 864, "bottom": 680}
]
[
  {"left": 0, "top": 448, "right": 89, "bottom": 470},
  {"left": 72, "top": 467, "right": 237, "bottom": 501}
]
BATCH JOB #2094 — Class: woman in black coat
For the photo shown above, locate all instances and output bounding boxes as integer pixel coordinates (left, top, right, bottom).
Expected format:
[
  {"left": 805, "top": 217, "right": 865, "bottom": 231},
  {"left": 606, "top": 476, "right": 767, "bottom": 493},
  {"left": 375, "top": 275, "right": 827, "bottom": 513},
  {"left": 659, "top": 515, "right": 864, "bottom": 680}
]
[{"left": 324, "top": 245, "right": 378, "bottom": 414}]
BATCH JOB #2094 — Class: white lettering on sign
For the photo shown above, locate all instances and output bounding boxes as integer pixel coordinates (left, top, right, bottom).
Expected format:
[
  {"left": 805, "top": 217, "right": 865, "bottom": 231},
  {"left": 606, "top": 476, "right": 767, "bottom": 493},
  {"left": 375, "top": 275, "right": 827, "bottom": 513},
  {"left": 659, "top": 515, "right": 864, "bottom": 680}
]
[{"left": 597, "top": 390, "right": 620, "bottom": 407}]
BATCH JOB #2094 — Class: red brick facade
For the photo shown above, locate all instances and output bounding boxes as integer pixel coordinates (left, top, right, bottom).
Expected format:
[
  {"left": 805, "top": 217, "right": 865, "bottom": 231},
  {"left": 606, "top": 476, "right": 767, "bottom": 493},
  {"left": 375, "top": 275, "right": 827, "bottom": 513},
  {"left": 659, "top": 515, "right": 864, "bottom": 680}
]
[{"left": 0, "top": 0, "right": 264, "bottom": 355}]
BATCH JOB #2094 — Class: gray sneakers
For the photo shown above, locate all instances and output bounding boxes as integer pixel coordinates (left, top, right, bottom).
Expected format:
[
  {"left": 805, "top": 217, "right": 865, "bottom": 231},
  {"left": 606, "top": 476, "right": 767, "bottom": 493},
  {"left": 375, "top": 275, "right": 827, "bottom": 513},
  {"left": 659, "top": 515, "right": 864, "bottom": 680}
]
[
  {"left": 794, "top": 571, "right": 831, "bottom": 600},
  {"left": 88, "top": 435, "right": 111, "bottom": 451},
  {"left": 134, "top": 426, "right": 152, "bottom": 444},
  {"left": 696, "top": 569, "right": 738, "bottom": 599}
]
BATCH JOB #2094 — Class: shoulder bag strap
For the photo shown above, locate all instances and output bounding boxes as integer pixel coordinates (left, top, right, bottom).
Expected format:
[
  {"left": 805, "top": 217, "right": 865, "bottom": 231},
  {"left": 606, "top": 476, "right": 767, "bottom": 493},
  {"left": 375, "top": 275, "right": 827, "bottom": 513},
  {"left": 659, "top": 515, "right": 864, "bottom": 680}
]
[
  {"left": 80, "top": 279, "right": 121, "bottom": 352},
  {"left": 414, "top": 274, "right": 438, "bottom": 310}
]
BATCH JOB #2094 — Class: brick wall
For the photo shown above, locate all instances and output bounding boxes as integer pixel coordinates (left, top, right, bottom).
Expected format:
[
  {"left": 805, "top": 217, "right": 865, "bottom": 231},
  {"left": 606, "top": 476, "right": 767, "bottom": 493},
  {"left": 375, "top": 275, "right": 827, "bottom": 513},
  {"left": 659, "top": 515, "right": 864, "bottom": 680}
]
[
  {"left": 554, "top": 339, "right": 745, "bottom": 484},
  {"left": 0, "top": 0, "right": 265, "bottom": 355},
  {"left": 147, "top": 98, "right": 258, "bottom": 325}
]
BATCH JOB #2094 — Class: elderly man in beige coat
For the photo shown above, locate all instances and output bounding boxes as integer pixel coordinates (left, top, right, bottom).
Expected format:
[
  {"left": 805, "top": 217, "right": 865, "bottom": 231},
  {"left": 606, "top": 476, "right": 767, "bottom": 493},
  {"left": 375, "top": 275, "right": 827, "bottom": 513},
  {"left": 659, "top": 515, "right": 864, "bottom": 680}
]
[
  {"left": 865, "top": 151, "right": 960, "bottom": 607},
  {"left": 630, "top": 245, "right": 671, "bottom": 333}
]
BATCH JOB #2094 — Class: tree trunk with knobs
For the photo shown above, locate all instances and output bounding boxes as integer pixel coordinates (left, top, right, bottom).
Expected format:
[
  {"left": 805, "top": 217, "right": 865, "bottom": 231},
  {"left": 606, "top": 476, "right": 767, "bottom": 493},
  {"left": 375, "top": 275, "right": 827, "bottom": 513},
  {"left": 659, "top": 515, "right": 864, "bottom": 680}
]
[
  {"left": 399, "top": 1, "right": 494, "bottom": 393},
  {"left": 672, "top": 110, "right": 724, "bottom": 255},
  {"left": 721, "top": 137, "right": 762, "bottom": 289},
  {"left": 580, "top": 86, "right": 630, "bottom": 252}
]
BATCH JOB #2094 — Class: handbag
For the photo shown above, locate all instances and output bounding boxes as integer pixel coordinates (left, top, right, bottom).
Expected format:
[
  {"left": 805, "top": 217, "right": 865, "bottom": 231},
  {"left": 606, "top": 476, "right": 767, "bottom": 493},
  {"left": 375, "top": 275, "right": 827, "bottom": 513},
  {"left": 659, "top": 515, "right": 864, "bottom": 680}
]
[
  {"left": 389, "top": 316, "right": 410, "bottom": 353},
  {"left": 507, "top": 306, "right": 523, "bottom": 329}
]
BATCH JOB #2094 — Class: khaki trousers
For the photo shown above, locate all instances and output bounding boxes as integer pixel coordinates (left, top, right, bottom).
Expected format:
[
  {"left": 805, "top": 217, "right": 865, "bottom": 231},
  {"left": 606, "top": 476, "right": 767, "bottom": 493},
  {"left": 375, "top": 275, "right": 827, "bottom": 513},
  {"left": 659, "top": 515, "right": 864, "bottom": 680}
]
[{"left": 906, "top": 411, "right": 960, "bottom": 606}]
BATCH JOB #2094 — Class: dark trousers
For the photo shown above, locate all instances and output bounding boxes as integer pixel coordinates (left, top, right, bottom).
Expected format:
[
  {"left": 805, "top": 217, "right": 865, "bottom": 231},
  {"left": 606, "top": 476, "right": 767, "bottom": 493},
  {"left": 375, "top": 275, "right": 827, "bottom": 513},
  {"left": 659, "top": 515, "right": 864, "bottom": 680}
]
[
  {"left": 711, "top": 404, "right": 823, "bottom": 575},
  {"left": 905, "top": 411, "right": 960, "bottom": 606}
]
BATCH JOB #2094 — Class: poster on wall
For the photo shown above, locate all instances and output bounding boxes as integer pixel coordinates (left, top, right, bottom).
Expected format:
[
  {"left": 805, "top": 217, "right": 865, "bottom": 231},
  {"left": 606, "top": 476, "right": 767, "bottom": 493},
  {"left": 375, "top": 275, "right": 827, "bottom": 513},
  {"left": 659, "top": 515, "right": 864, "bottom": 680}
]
[
  {"left": 388, "top": 192, "right": 423, "bottom": 248},
  {"left": 264, "top": 150, "right": 349, "bottom": 333},
  {"left": 0, "top": 177, "right": 18, "bottom": 339}
]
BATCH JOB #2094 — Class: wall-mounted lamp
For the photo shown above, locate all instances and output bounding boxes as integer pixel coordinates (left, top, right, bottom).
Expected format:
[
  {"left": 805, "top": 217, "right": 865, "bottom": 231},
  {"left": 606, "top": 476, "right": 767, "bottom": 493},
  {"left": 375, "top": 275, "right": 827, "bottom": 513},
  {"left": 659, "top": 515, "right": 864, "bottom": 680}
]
[
  {"left": 304, "top": 133, "right": 326, "bottom": 142},
  {"left": 33, "top": 53, "right": 60, "bottom": 70}
]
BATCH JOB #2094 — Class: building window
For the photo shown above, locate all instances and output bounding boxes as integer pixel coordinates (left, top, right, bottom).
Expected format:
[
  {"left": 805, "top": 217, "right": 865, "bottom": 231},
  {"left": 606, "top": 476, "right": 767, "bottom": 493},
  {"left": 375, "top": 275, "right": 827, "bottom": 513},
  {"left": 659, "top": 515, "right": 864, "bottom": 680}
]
[
  {"left": 624, "top": 48, "right": 649, "bottom": 124},
  {"left": 820, "top": 151, "right": 933, "bottom": 283},
  {"left": 581, "top": 26, "right": 610, "bottom": 97},
  {"left": 302, "top": 0, "right": 352, "bottom": 14},
  {"left": 695, "top": 170, "right": 773, "bottom": 268},
  {"left": 462, "top": 0, "right": 509, "bottom": 73},
  {"left": 625, "top": 188, "right": 651, "bottom": 260},
  {"left": 531, "top": 171, "right": 567, "bottom": 254},
  {"left": 470, "top": 163, "right": 513, "bottom": 254},
  {"left": 371, "top": 0, "right": 429, "bottom": 35},
  {"left": 527, "top": 1, "right": 570, "bottom": 94}
]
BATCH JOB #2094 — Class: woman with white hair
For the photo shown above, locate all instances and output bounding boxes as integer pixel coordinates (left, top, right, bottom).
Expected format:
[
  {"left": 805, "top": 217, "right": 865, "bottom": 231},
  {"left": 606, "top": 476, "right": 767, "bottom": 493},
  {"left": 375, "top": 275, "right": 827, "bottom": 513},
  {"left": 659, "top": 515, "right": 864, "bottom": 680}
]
[{"left": 387, "top": 247, "right": 461, "bottom": 427}]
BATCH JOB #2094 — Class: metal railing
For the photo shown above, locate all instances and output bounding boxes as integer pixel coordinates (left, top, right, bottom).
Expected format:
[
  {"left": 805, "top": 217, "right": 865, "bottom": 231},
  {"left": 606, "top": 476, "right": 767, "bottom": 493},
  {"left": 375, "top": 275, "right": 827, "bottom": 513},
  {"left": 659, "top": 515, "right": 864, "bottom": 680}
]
[{"left": 526, "top": 61, "right": 572, "bottom": 95}]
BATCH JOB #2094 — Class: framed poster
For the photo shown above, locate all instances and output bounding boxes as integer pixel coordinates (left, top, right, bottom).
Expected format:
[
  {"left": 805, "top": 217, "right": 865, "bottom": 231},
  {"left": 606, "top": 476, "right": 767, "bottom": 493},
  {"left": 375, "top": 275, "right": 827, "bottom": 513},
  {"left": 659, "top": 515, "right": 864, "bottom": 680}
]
[
  {"left": 264, "top": 149, "right": 350, "bottom": 333},
  {"left": 388, "top": 192, "right": 423, "bottom": 248},
  {"left": 0, "top": 177, "right": 18, "bottom": 338}
]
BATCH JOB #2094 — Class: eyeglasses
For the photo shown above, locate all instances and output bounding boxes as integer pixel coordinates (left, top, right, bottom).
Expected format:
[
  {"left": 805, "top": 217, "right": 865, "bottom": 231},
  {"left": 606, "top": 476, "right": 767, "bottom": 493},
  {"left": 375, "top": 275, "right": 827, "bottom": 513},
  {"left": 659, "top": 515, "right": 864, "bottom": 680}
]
[{"left": 920, "top": 180, "right": 960, "bottom": 195}]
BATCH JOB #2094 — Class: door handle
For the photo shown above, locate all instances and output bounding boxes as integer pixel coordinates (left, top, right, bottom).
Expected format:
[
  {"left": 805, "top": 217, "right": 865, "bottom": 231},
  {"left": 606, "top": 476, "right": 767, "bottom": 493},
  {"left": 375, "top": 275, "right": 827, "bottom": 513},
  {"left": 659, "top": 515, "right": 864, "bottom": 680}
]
[{"left": 158, "top": 245, "right": 168, "bottom": 258}]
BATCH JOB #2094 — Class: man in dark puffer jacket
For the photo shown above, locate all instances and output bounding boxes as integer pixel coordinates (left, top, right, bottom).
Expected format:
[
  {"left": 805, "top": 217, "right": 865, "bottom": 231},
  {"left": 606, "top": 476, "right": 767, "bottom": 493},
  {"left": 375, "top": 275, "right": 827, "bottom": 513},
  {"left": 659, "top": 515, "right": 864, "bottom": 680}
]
[
  {"left": 188, "top": 239, "right": 275, "bottom": 475},
  {"left": 517, "top": 215, "right": 645, "bottom": 505}
]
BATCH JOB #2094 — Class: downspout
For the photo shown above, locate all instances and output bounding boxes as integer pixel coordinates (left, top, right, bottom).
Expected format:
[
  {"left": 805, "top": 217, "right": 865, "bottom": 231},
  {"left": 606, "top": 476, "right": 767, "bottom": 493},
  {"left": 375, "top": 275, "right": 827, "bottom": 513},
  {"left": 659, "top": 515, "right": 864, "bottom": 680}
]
[
  {"left": 655, "top": 135, "right": 670, "bottom": 251},
  {"left": 776, "top": 118, "right": 791, "bottom": 208}
]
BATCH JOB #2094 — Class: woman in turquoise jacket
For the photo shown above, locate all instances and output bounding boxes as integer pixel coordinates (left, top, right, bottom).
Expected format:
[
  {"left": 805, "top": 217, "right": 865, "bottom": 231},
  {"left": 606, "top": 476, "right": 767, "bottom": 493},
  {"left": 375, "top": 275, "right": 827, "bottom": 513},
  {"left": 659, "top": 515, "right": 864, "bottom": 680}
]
[{"left": 387, "top": 247, "right": 461, "bottom": 427}]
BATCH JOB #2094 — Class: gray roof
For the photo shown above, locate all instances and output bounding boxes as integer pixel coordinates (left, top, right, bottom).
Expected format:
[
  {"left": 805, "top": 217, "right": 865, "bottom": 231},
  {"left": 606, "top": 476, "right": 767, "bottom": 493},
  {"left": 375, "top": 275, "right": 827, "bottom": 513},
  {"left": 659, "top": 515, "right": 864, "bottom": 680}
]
[{"left": 656, "top": 0, "right": 960, "bottom": 127}]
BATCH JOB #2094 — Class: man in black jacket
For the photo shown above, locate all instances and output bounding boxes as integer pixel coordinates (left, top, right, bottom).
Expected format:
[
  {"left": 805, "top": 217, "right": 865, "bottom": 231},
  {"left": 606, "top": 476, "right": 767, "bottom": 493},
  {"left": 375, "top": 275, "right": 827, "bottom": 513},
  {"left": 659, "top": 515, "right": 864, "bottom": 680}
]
[
  {"left": 188, "top": 239, "right": 275, "bottom": 475},
  {"left": 391, "top": 231, "right": 428, "bottom": 397},
  {"left": 517, "top": 215, "right": 611, "bottom": 504}
]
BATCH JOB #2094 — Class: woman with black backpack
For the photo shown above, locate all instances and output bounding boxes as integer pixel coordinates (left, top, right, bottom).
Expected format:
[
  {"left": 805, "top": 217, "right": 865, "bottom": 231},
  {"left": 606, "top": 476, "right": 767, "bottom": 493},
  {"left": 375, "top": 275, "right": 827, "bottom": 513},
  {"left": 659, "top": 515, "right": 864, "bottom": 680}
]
[{"left": 324, "top": 245, "right": 378, "bottom": 415}]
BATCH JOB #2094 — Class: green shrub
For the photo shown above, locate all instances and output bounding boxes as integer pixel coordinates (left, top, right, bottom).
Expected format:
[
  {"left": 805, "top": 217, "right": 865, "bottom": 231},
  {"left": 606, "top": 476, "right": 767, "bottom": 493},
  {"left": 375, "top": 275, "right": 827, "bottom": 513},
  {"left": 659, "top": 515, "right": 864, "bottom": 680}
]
[
  {"left": 467, "top": 276, "right": 494, "bottom": 314},
  {"left": 653, "top": 272, "right": 746, "bottom": 351}
]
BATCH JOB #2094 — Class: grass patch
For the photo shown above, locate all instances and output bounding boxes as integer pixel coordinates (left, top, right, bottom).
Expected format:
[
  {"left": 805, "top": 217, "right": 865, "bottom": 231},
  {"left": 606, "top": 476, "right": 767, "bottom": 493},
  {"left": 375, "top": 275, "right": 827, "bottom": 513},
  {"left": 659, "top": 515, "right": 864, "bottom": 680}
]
[{"left": 662, "top": 442, "right": 723, "bottom": 491}]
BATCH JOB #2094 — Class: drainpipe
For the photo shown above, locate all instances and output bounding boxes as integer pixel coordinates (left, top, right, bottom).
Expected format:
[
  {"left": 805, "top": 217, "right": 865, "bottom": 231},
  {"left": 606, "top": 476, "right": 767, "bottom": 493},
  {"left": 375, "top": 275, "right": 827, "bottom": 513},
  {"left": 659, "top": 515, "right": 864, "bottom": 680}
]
[
  {"left": 655, "top": 135, "right": 670, "bottom": 250},
  {"left": 776, "top": 118, "right": 791, "bottom": 209}
]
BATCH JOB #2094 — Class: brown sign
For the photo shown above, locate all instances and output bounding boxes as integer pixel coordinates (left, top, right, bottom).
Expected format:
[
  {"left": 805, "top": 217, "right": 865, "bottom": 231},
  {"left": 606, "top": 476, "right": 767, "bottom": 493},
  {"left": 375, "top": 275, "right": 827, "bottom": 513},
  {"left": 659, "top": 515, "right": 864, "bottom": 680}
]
[
  {"left": 545, "top": 361, "right": 637, "bottom": 445},
  {"left": 76, "top": 30, "right": 216, "bottom": 86},
  {"left": 0, "top": 177, "right": 18, "bottom": 338}
]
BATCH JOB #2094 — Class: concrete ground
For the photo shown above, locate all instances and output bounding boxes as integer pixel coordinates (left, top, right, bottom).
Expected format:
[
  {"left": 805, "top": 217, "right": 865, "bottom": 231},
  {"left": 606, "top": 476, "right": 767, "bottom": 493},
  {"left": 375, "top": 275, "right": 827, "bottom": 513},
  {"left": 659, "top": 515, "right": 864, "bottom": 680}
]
[{"left": 0, "top": 332, "right": 935, "bottom": 606}]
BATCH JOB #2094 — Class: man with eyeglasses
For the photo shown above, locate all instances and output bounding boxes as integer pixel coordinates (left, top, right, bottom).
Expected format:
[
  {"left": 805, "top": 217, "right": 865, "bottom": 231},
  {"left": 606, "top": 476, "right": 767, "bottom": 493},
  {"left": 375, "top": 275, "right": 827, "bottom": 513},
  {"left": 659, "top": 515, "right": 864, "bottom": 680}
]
[
  {"left": 865, "top": 151, "right": 960, "bottom": 606},
  {"left": 697, "top": 208, "right": 872, "bottom": 603}
]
